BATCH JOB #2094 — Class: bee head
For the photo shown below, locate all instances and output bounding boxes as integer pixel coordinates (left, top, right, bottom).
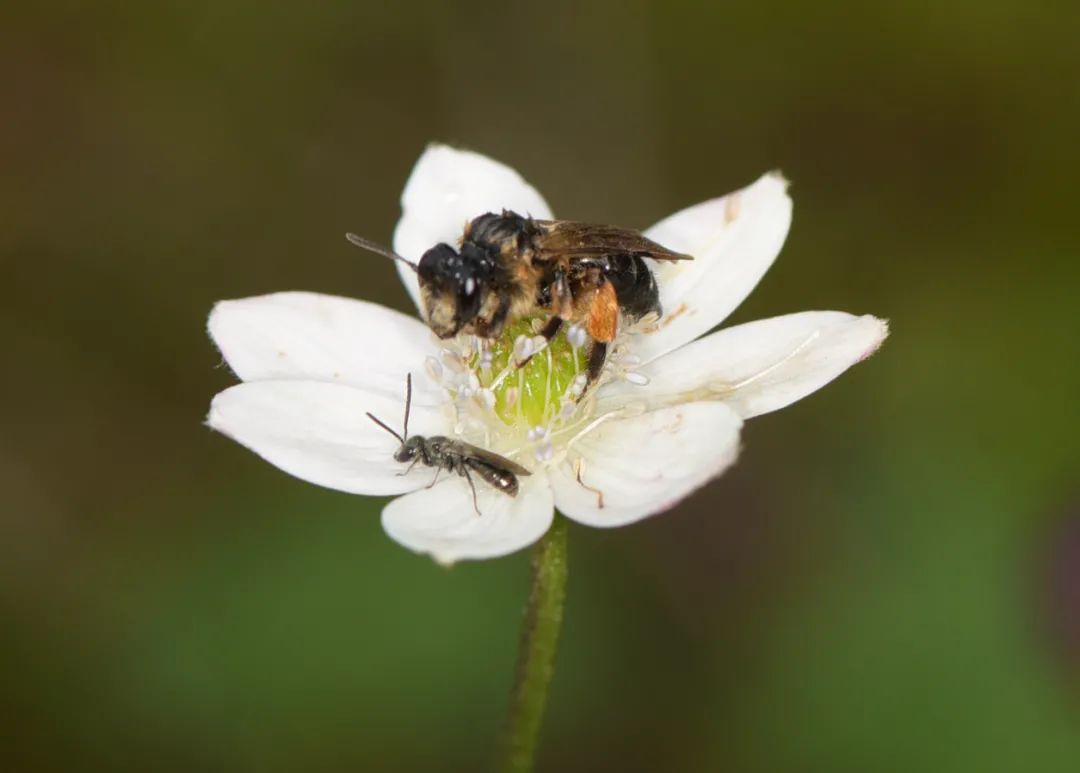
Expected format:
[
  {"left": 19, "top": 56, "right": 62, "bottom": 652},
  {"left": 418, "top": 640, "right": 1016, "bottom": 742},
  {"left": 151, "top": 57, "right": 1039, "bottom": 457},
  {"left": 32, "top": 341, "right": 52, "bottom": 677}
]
[
  {"left": 417, "top": 242, "right": 494, "bottom": 338},
  {"left": 393, "top": 436, "right": 425, "bottom": 464}
]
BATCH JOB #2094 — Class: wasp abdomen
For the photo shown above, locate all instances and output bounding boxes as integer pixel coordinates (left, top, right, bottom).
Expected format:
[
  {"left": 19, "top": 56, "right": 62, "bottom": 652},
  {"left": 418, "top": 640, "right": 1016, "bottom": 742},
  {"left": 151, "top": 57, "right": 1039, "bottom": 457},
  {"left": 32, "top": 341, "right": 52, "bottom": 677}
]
[{"left": 466, "top": 458, "right": 521, "bottom": 497}]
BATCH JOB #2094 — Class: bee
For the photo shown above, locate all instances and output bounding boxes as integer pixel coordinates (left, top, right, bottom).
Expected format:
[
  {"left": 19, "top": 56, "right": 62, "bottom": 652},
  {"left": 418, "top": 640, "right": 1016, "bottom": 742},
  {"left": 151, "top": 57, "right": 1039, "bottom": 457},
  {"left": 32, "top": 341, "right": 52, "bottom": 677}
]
[
  {"left": 347, "top": 210, "right": 692, "bottom": 383},
  {"left": 366, "top": 373, "right": 532, "bottom": 514}
]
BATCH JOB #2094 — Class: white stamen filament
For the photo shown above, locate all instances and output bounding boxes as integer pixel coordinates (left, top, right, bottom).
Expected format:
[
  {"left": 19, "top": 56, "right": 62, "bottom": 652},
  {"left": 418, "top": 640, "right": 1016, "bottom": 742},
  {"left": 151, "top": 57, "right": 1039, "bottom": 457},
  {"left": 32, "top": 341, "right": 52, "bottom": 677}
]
[
  {"left": 711, "top": 330, "right": 821, "bottom": 395},
  {"left": 421, "top": 321, "right": 657, "bottom": 472}
]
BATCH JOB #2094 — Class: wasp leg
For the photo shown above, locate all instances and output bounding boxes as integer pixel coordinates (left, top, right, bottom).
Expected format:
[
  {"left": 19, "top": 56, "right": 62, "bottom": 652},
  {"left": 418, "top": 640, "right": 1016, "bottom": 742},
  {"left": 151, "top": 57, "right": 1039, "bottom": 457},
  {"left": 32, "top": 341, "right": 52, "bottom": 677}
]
[
  {"left": 426, "top": 466, "right": 441, "bottom": 489},
  {"left": 462, "top": 468, "right": 481, "bottom": 516},
  {"left": 516, "top": 316, "right": 563, "bottom": 370}
]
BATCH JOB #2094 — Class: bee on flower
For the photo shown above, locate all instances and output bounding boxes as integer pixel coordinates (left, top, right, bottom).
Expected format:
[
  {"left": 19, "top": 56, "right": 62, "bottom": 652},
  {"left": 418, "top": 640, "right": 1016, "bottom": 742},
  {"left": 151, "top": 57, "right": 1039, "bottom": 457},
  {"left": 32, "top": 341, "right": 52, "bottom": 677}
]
[{"left": 207, "top": 144, "right": 887, "bottom": 564}]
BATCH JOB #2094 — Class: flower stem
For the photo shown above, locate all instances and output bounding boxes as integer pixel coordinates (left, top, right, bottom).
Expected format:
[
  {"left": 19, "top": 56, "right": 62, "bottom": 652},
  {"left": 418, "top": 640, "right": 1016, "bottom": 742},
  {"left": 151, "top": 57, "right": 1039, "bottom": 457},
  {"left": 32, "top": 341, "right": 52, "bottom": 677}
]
[{"left": 498, "top": 515, "right": 569, "bottom": 773}]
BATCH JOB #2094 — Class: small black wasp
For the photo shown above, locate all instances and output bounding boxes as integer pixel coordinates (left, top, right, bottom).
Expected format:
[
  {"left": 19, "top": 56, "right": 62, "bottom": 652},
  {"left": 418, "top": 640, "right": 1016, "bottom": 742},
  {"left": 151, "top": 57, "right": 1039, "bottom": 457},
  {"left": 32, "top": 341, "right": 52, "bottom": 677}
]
[{"left": 367, "top": 374, "right": 532, "bottom": 514}]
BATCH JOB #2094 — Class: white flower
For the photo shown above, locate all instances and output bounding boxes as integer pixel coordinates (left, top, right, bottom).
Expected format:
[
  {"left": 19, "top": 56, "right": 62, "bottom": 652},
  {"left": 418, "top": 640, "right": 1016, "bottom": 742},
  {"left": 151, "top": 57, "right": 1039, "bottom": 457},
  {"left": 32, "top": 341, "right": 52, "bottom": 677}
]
[{"left": 207, "top": 145, "right": 887, "bottom": 564}]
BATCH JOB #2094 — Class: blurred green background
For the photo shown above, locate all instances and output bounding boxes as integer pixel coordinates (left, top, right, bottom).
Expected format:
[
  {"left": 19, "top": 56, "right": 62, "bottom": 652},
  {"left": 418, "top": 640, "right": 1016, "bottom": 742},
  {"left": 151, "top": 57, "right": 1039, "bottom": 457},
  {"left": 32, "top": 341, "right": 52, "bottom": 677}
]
[{"left": 3, "top": 1, "right": 1078, "bottom": 770}]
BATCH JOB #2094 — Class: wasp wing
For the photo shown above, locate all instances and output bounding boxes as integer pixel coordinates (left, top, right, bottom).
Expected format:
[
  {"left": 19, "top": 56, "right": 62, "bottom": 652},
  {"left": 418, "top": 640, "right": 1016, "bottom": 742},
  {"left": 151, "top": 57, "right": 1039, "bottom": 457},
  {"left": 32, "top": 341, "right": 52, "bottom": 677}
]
[
  {"left": 531, "top": 219, "right": 693, "bottom": 262},
  {"left": 455, "top": 442, "right": 533, "bottom": 477}
]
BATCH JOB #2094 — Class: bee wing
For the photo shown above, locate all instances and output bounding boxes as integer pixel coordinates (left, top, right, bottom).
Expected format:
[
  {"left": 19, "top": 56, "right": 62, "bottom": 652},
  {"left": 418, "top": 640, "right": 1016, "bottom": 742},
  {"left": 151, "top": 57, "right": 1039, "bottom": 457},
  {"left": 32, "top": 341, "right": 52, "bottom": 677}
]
[
  {"left": 531, "top": 219, "right": 693, "bottom": 262},
  {"left": 457, "top": 442, "right": 533, "bottom": 476}
]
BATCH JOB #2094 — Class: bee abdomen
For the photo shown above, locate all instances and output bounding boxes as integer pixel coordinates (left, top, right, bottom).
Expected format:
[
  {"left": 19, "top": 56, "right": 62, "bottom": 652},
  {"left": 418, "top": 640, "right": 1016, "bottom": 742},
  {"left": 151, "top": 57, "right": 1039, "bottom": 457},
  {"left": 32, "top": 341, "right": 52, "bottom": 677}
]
[{"left": 605, "top": 254, "right": 661, "bottom": 321}]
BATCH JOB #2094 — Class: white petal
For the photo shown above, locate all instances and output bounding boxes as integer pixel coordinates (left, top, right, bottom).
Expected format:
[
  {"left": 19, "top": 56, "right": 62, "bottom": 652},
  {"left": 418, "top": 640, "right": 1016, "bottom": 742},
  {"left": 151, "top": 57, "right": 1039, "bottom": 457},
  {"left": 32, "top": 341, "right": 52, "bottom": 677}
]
[
  {"left": 550, "top": 402, "right": 741, "bottom": 528},
  {"left": 208, "top": 292, "right": 446, "bottom": 404},
  {"left": 632, "top": 172, "right": 793, "bottom": 363},
  {"left": 382, "top": 472, "right": 554, "bottom": 564},
  {"left": 599, "top": 312, "right": 889, "bottom": 420},
  {"left": 392, "top": 144, "right": 553, "bottom": 309},
  {"left": 208, "top": 380, "right": 451, "bottom": 496}
]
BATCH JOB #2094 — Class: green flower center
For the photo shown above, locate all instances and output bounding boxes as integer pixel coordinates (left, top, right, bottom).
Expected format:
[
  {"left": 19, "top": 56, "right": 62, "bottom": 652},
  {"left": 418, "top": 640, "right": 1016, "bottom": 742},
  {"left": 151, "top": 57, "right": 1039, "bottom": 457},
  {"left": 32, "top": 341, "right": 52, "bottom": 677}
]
[{"left": 472, "top": 317, "right": 588, "bottom": 428}]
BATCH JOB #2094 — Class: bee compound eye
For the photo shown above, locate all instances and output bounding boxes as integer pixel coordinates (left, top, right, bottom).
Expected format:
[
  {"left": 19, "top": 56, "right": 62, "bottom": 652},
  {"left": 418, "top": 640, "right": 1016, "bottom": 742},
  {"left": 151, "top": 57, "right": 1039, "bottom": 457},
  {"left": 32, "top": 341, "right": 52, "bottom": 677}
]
[
  {"left": 417, "top": 243, "right": 460, "bottom": 284},
  {"left": 458, "top": 276, "right": 484, "bottom": 315}
]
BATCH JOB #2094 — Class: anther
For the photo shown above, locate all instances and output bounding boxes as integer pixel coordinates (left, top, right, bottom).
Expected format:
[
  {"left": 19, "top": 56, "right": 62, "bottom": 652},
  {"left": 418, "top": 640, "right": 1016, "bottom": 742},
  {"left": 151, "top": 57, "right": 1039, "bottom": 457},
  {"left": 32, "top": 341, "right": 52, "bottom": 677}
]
[
  {"left": 534, "top": 441, "right": 554, "bottom": 463},
  {"left": 513, "top": 335, "right": 534, "bottom": 363},
  {"left": 566, "top": 324, "right": 588, "bottom": 349},
  {"left": 441, "top": 349, "right": 466, "bottom": 373},
  {"left": 425, "top": 356, "right": 443, "bottom": 383},
  {"left": 568, "top": 373, "right": 588, "bottom": 399},
  {"left": 527, "top": 425, "right": 549, "bottom": 442}
]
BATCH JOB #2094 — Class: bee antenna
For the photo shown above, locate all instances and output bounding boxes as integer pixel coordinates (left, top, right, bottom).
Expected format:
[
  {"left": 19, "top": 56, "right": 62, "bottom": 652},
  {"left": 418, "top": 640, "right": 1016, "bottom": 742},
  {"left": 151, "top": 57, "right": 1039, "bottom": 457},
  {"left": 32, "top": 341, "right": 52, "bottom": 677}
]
[
  {"left": 345, "top": 233, "right": 418, "bottom": 273},
  {"left": 403, "top": 373, "right": 412, "bottom": 441},
  {"left": 367, "top": 412, "right": 404, "bottom": 444}
]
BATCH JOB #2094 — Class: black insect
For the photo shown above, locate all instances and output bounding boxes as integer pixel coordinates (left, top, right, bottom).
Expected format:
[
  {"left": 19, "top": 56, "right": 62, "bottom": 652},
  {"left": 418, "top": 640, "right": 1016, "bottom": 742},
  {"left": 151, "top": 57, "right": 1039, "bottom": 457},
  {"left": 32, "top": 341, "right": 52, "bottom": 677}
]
[
  {"left": 347, "top": 210, "right": 691, "bottom": 384},
  {"left": 366, "top": 374, "right": 532, "bottom": 514}
]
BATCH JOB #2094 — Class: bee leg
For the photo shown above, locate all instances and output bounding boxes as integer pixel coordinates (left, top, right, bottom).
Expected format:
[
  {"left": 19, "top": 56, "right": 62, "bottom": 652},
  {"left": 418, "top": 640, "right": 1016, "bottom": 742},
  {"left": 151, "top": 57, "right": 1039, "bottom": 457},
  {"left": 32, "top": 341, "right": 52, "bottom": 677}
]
[
  {"left": 582, "top": 277, "right": 619, "bottom": 389},
  {"left": 586, "top": 341, "right": 608, "bottom": 386},
  {"left": 552, "top": 269, "right": 575, "bottom": 320},
  {"left": 540, "top": 315, "right": 563, "bottom": 341},
  {"left": 516, "top": 316, "right": 563, "bottom": 370},
  {"left": 463, "top": 468, "right": 481, "bottom": 516},
  {"left": 396, "top": 458, "right": 421, "bottom": 477}
]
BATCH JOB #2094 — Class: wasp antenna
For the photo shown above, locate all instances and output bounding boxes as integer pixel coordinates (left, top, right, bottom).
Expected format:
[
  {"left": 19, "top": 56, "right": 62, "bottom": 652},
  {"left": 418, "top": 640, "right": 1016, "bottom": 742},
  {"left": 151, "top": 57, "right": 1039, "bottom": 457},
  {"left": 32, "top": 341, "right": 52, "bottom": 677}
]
[
  {"left": 367, "top": 412, "right": 404, "bottom": 444},
  {"left": 403, "top": 373, "right": 413, "bottom": 441},
  {"left": 345, "top": 233, "right": 418, "bottom": 273}
]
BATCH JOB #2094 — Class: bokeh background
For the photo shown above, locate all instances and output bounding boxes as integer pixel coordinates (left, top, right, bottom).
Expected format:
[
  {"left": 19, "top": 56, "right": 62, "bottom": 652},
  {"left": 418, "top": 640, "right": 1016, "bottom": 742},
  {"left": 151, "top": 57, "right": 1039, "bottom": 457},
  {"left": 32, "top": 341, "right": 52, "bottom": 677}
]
[{"left": 3, "top": 1, "right": 1078, "bottom": 770}]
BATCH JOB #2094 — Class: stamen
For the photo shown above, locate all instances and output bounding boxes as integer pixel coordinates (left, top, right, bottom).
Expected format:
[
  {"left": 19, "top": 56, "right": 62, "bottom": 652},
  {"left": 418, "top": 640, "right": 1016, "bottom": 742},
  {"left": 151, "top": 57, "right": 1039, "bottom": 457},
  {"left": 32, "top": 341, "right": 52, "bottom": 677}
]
[
  {"left": 425, "top": 355, "right": 443, "bottom": 383},
  {"left": 441, "top": 349, "right": 466, "bottom": 373},
  {"left": 534, "top": 440, "right": 554, "bottom": 463},
  {"left": 568, "top": 374, "right": 588, "bottom": 399},
  {"left": 566, "top": 324, "right": 588, "bottom": 350},
  {"left": 513, "top": 334, "right": 534, "bottom": 363},
  {"left": 436, "top": 315, "right": 623, "bottom": 467},
  {"left": 713, "top": 330, "right": 821, "bottom": 395}
]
